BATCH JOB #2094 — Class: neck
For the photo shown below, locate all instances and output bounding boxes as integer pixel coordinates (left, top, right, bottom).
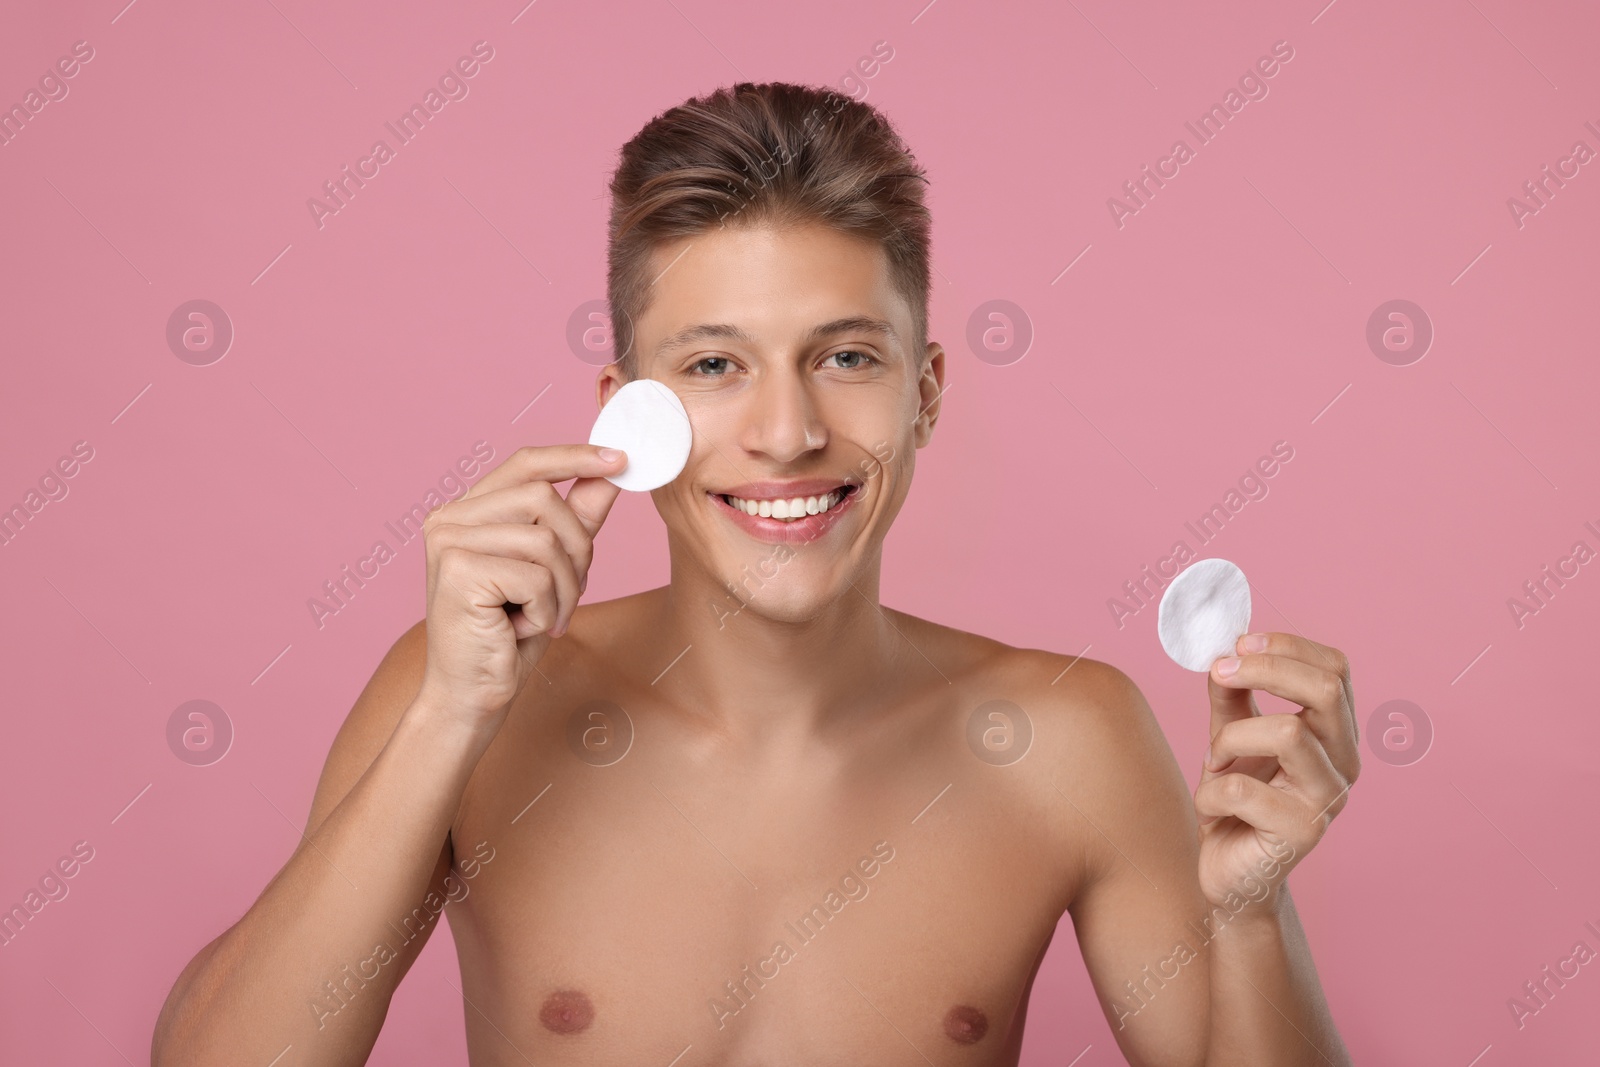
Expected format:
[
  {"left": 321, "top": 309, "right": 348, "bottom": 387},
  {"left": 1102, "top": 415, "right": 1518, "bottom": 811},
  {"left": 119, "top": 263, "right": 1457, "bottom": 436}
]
[{"left": 645, "top": 544, "right": 901, "bottom": 745}]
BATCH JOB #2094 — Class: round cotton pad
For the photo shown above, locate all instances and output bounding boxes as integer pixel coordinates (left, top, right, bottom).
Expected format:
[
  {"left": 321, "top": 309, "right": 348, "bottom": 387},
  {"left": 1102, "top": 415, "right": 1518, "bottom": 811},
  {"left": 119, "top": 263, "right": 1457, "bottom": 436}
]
[
  {"left": 587, "top": 379, "right": 692, "bottom": 492},
  {"left": 1157, "top": 558, "right": 1252, "bottom": 672}
]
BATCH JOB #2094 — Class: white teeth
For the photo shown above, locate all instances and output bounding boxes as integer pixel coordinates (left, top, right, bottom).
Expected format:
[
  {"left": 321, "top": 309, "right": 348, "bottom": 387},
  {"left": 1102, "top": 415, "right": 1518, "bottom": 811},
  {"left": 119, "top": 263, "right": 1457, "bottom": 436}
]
[{"left": 723, "top": 489, "right": 849, "bottom": 522}]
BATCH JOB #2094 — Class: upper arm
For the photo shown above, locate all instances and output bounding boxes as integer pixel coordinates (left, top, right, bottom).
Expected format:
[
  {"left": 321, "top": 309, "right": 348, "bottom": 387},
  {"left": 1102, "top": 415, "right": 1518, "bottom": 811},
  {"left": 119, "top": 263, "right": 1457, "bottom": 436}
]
[
  {"left": 306, "top": 618, "right": 445, "bottom": 840},
  {"left": 1057, "top": 662, "right": 1211, "bottom": 1067},
  {"left": 303, "top": 614, "right": 456, "bottom": 899}
]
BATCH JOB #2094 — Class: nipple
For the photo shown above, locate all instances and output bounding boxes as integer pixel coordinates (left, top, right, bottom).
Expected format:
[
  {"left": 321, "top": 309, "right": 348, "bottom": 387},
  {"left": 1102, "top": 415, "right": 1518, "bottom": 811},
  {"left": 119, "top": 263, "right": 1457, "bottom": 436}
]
[
  {"left": 943, "top": 1003, "right": 989, "bottom": 1044},
  {"left": 539, "top": 989, "right": 595, "bottom": 1034}
]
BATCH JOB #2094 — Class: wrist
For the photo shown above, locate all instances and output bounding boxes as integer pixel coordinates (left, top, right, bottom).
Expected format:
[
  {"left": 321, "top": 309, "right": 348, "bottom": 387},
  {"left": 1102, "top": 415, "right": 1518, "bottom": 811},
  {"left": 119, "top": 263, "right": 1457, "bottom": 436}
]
[
  {"left": 399, "top": 688, "right": 503, "bottom": 757},
  {"left": 1211, "top": 880, "right": 1291, "bottom": 942}
]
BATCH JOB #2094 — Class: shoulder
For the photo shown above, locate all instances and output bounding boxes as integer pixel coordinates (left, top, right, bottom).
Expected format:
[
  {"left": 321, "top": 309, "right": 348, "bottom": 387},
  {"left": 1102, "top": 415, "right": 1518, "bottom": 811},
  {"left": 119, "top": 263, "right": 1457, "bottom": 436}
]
[
  {"left": 937, "top": 629, "right": 1202, "bottom": 892},
  {"left": 994, "top": 646, "right": 1173, "bottom": 787},
  {"left": 897, "top": 617, "right": 1196, "bottom": 891},
  {"left": 891, "top": 609, "right": 1159, "bottom": 740},
  {"left": 895, "top": 612, "right": 1183, "bottom": 803}
]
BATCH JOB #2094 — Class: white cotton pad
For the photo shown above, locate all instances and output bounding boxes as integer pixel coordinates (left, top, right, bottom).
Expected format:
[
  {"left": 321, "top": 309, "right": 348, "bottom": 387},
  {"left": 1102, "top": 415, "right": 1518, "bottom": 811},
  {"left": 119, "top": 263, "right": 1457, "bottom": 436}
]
[
  {"left": 1157, "top": 558, "right": 1252, "bottom": 672},
  {"left": 587, "top": 378, "right": 692, "bottom": 492}
]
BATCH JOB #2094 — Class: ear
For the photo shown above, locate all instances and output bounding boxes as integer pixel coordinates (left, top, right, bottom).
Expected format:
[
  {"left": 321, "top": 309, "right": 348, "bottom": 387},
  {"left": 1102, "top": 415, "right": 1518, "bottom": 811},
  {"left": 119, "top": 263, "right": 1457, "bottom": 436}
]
[
  {"left": 595, "top": 363, "right": 628, "bottom": 411},
  {"left": 912, "top": 343, "right": 945, "bottom": 448}
]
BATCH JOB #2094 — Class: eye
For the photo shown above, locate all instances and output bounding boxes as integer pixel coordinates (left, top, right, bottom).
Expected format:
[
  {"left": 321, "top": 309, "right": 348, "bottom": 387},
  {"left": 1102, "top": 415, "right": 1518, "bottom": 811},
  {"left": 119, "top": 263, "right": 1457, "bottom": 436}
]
[
  {"left": 823, "top": 348, "right": 877, "bottom": 370},
  {"left": 691, "top": 356, "right": 735, "bottom": 376}
]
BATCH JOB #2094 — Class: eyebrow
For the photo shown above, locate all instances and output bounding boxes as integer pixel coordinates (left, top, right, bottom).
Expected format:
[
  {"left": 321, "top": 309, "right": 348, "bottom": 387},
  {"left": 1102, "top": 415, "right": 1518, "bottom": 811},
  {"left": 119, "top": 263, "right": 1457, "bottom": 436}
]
[{"left": 654, "top": 316, "right": 900, "bottom": 357}]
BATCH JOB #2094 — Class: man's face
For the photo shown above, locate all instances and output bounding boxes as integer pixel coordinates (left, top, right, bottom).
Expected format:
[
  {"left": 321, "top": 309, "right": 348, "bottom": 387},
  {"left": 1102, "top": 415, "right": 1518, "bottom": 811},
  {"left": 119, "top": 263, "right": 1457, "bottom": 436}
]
[{"left": 598, "top": 222, "right": 943, "bottom": 623}]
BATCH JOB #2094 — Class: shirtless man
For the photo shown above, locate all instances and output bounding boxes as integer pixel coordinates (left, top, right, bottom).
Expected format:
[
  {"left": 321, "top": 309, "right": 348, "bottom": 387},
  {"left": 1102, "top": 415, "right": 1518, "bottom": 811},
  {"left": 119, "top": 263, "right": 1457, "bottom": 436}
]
[{"left": 152, "top": 81, "right": 1357, "bottom": 1066}]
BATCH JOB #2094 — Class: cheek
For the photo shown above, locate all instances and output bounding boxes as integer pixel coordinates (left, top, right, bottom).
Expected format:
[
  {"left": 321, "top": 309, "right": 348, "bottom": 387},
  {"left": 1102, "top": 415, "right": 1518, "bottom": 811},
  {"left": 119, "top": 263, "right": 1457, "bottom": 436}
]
[{"left": 859, "top": 451, "right": 913, "bottom": 509}]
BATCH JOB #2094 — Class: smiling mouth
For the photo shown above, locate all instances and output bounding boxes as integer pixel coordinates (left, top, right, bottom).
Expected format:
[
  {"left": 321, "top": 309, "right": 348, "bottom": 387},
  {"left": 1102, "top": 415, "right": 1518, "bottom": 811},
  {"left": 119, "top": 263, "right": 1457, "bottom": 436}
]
[{"left": 715, "top": 485, "right": 857, "bottom": 523}]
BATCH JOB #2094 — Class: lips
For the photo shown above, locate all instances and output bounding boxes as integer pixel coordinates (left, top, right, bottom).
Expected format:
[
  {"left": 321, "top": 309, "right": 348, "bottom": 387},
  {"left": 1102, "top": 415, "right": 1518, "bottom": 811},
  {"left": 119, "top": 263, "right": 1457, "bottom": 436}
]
[{"left": 707, "top": 478, "right": 861, "bottom": 543}]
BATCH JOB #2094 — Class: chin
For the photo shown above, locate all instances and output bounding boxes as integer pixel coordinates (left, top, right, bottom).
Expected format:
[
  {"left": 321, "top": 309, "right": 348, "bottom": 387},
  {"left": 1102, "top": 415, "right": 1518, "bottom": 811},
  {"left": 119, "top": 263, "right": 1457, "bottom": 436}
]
[
  {"left": 720, "top": 574, "right": 847, "bottom": 625},
  {"left": 693, "top": 527, "right": 869, "bottom": 625}
]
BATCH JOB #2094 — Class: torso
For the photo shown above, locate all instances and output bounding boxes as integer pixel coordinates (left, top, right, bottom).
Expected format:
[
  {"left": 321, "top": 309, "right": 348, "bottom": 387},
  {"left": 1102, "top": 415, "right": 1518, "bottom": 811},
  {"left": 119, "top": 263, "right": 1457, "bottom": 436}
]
[{"left": 442, "top": 590, "right": 1103, "bottom": 1065}]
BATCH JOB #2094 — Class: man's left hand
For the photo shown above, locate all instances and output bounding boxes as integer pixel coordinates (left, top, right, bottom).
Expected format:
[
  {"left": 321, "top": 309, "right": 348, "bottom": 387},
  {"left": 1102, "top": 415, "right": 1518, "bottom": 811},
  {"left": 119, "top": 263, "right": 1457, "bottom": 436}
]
[{"left": 1193, "top": 631, "right": 1359, "bottom": 909}]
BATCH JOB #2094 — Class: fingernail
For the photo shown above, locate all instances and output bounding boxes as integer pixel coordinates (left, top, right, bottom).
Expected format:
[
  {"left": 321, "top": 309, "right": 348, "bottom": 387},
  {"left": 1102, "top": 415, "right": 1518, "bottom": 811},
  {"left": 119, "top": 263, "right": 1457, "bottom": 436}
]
[
  {"left": 1215, "top": 657, "right": 1240, "bottom": 678},
  {"left": 1242, "top": 633, "right": 1268, "bottom": 653},
  {"left": 1204, "top": 743, "right": 1214, "bottom": 769},
  {"left": 597, "top": 447, "right": 624, "bottom": 462},
  {"left": 579, "top": 574, "right": 588, "bottom": 596},
  {"left": 1198, "top": 813, "right": 1217, "bottom": 826}
]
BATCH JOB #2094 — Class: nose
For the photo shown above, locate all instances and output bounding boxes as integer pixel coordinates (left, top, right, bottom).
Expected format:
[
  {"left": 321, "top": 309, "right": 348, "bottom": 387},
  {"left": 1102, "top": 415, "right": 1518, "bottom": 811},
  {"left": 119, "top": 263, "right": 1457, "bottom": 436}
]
[{"left": 738, "top": 367, "right": 827, "bottom": 463}]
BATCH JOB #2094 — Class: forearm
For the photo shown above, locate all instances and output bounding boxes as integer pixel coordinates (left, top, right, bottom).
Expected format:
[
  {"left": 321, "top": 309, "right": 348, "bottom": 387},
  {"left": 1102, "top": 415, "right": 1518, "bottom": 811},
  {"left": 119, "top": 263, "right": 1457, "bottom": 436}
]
[
  {"left": 153, "top": 698, "right": 490, "bottom": 1067},
  {"left": 1203, "top": 883, "right": 1350, "bottom": 1067}
]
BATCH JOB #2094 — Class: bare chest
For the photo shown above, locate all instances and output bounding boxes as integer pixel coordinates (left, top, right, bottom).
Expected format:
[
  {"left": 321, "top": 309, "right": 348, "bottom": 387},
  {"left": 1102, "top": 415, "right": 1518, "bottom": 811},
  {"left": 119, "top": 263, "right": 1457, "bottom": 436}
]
[{"left": 442, "top": 707, "right": 1079, "bottom": 1066}]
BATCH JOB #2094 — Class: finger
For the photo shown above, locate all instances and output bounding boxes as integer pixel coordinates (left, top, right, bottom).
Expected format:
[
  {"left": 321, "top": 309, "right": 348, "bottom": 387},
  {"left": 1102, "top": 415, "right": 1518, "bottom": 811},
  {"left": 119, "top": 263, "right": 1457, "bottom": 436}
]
[
  {"left": 433, "top": 561, "right": 547, "bottom": 645},
  {"left": 434, "top": 549, "right": 559, "bottom": 637},
  {"left": 1207, "top": 668, "right": 1260, "bottom": 748},
  {"left": 462, "top": 444, "right": 627, "bottom": 501},
  {"left": 1203, "top": 673, "right": 1277, "bottom": 799},
  {"left": 1213, "top": 644, "right": 1357, "bottom": 780},
  {"left": 1204, "top": 713, "right": 1347, "bottom": 818},
  {"left": 563, "top": 474, "right": 625, "bottom": 539},
  {"left": 1237, "top": 630, "right": 1347, "bottom": 677},
  {"left": 1194, "top": 771, "right": 1316, "bottom": 847},
  {"left": 428, "top": 523, "right": 580, "bottom": 634},
  {"left": 430, "top": 481, "right": 598, "bottom": 586},
  {"left": 1231, "top": 632, "right": 1358, "bottom": 780}
]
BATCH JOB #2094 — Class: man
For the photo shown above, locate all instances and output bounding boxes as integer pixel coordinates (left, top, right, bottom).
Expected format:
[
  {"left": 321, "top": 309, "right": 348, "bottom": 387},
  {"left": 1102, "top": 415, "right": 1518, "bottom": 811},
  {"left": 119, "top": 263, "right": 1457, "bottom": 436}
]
[{"left": 153, "top": 81, "right": 1356, "bottom": 1066}]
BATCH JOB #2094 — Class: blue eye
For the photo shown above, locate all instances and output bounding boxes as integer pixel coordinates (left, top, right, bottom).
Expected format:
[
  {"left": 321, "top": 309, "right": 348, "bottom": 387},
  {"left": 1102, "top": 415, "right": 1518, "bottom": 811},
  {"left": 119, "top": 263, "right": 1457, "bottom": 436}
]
[
  {"left": 825, "top": 349, "right": 875, "bottom": 369},
  {"left": 693, "top": 356, "right": 733, "bottom": 376}
]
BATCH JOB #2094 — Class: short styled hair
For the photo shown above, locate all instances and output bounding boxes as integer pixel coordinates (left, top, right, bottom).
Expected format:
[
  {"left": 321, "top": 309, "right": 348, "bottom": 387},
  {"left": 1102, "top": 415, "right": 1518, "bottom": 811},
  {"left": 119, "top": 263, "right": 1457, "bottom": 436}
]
[{"left": 606, "top": 81, "right": 931, "bottom": 378}]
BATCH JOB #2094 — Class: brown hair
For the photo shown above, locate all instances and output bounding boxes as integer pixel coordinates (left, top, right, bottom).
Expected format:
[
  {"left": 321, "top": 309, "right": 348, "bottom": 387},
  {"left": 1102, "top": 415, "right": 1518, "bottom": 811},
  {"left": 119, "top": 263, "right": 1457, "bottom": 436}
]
[{"left": 606, "top": 81, "right": 931, "bottom": 378}]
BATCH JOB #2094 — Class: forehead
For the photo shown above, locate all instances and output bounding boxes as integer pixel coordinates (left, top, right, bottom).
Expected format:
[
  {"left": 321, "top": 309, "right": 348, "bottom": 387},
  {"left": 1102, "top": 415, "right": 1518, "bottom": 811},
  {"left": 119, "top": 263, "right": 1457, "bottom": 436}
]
[{"left": 634, "top": 222, "right": 908, "bottom": 354}]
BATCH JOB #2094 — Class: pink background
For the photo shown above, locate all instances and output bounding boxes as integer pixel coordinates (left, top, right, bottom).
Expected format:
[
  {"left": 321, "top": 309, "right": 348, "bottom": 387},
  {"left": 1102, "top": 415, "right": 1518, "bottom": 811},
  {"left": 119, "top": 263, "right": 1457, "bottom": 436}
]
[{"left": 3, "top": 0, "right": 1598, "bottom": 1063}]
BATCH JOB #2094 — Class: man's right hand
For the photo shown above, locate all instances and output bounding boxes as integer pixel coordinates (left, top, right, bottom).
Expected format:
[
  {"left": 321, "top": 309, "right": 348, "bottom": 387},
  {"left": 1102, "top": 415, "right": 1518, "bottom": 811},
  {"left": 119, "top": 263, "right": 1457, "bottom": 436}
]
[{"left": 416, "top": 443, "right": 626, "bottom": 727}]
